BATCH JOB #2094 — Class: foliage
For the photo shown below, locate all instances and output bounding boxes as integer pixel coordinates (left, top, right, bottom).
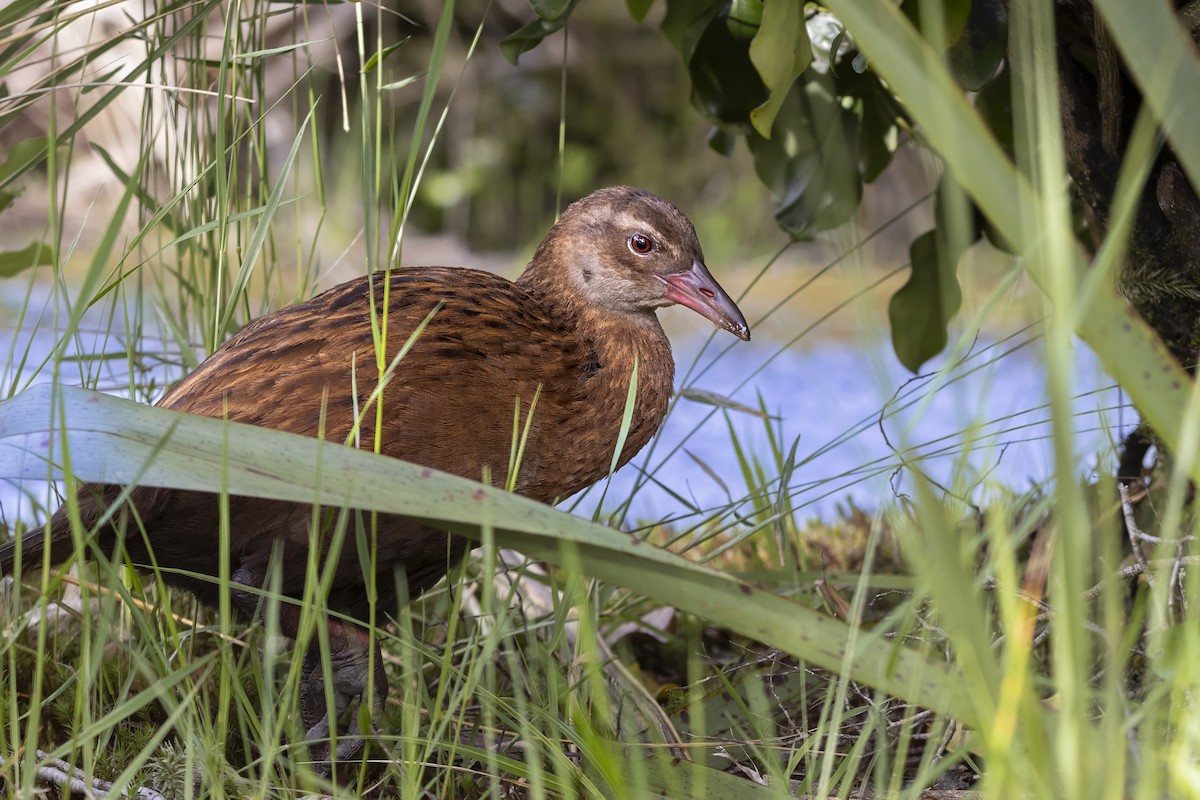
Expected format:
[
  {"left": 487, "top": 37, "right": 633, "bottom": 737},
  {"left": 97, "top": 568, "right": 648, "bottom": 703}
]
[
  {"left": 512, "top": 0, "right": 1200, "bottom": 382},
  {"left": 504, "top": 0, "right": 1007, "bottom": 371}
]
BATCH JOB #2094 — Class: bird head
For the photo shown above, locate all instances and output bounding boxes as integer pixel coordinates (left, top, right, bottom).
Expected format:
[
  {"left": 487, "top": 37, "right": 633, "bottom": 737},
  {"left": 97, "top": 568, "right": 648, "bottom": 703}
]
[{"left": 526, "top": 187, "right": 751, "bottom": 341}]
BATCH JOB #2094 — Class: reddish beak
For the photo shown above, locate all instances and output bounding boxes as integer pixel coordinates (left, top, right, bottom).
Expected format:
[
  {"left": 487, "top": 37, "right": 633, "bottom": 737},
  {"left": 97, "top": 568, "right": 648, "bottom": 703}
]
[{"left": 657, "top": 260, "right": 751, "bottom": 341}]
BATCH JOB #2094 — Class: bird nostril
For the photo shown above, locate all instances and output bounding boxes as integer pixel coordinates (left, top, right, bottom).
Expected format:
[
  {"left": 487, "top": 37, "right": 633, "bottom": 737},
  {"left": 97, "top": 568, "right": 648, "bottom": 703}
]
[{"left": 700, "top": 288, "right": 715, "bottom": 299}]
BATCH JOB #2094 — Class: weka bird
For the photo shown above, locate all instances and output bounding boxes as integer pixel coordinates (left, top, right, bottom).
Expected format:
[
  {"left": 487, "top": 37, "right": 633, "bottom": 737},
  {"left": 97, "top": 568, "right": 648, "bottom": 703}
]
[{"left": 0, "top": 186, "right": 750, "bottom": 766}]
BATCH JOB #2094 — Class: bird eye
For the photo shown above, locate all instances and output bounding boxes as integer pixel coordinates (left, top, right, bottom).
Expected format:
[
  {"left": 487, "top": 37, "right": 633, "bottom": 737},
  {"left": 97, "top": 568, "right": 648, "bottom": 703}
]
[{"left": 628, "top": 233, "right": 654, "bottom": 255}]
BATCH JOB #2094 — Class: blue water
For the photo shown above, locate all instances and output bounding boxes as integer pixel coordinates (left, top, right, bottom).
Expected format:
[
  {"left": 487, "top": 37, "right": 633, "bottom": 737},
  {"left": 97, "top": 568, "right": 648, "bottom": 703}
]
[
  {"left": 0, "top": 297, "right": 1130, "bottom": 531},
  {"left": 573, "top": 327, "right": 1127, "bottom": 529}
]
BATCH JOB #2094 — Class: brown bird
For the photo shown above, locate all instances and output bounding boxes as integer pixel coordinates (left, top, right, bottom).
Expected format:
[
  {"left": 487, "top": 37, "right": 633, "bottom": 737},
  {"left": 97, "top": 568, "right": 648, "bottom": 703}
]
[{"left": 0, "top": 186, "right": 750, "bottom": 766}]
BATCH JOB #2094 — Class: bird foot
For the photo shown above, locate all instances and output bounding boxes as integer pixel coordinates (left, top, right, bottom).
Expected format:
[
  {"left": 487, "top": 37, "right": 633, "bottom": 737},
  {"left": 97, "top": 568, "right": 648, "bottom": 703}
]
[
  {"left": 299, "top": 626, "right": 389, "bottom": 771},
  {"left": 27, "top": 750, "right": 167, "bottom": 799},
  {"left": 301, "top": 698, "right": 371, "bottom": 765}
]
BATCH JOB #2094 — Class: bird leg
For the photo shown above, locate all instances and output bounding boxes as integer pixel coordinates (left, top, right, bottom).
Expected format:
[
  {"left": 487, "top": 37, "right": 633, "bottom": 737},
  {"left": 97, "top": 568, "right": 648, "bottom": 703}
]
[
  {"left": 230, "top": 566, "right": 389, "bottom": 770},
  {"left": 299, "top": 623, "right": 388, "bottom": 765}
]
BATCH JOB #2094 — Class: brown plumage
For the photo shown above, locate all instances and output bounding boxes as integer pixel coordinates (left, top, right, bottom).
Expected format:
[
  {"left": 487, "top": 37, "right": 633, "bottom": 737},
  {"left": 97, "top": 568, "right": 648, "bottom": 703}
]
[{"left": 0, "top": 186, "right": 750, "bottom": 766}]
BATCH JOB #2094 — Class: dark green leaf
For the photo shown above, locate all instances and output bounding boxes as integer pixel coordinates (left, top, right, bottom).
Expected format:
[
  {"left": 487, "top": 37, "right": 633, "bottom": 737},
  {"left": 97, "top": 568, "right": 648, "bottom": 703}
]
[
  {"left": 829, "top": 26, "right": 849, "bottom": 77},
  {"left": 0, "top": 190, "right": 15, "bottom": 215},
  {"left": 933, "top": 169, "right": 979, "bottom": 260},
  {"left": 902, "top": 0, "right": 971, "bottom": 47},
  {"left": 688, "top": 10, "right": 769, "bottom": 124},
  {"left": 626, "top": 0, "right": 656, "bottom": 23},
  {"left": 974, "top": 63, "right": 1013, "bottom": 153},
  {"left": 747, "top": 77, "right": 863, "bottom": 238},
  {"left": 0, "top": 241, "right": 55, "bottom": 277},
  {"left": 835, "top": 67, "right": 903, "bottom": 183},
  {"left": 500, "top": 0, "right": 582, "bottom": 64},
  {"left": 661, "top": 0, "right": 726, "bottom": 64},
  {"left": 888, "top": 230, "right": 964, "bottom": 372},
  {"left": 706, "top": 125, "right": 738, "bottom": 156},
  {"left": 948, "top": 0, "right": 1008, "bottom": 90},
  {"left": 748, "top": 0, "right": 814, "bottom": 136},
  {"left": 530, "top": 0, "right": 573, "bottom": 20},
  {"left": 858, "top": 91, "right": 898, "bottom": 182},
  {"left": 726, "top": 0, "right": 763, "bottom": 39},
  {"left": 500, "top": 17, "right": 565, "bottom": 64}
]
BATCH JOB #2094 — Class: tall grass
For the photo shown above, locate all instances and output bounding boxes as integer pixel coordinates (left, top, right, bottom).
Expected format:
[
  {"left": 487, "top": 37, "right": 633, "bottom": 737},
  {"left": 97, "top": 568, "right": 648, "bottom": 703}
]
[{"left": 0, "top": 1, "right": 1196, "bottom": 799}]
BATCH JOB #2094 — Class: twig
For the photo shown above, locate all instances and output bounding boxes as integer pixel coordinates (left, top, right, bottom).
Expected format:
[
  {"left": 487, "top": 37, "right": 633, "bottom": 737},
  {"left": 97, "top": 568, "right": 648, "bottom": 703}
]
[
  {"left": 934, "top": 720, "right": 958, "bottom": 761},
  {"left": 1120, "top": 483, "right": 1153, "bottom": 588},
  {"left": 1083, "top": 557, "right": 1200, "bottom": 600}
]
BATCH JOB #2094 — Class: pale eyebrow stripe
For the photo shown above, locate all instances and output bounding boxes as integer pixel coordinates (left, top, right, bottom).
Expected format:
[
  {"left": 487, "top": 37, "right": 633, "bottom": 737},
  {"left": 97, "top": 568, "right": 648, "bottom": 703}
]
[{"left": 613, "top": 212, "right": 664, "bottom": 241}]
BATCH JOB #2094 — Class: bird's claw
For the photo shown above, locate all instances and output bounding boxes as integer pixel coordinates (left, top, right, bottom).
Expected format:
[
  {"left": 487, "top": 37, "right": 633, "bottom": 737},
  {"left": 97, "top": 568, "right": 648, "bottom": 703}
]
[{"left": 302, "top": 692, "right": 372, "bottom": 765}]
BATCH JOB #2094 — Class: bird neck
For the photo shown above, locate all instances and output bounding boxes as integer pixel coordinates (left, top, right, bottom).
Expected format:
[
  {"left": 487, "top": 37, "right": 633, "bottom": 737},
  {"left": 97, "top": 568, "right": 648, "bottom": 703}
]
[
  {"left": 517, "top": 262, "right": 672, "bottom": 380},
  {"left": 521, "top": 264, "right": 674, "bottom": 471}
]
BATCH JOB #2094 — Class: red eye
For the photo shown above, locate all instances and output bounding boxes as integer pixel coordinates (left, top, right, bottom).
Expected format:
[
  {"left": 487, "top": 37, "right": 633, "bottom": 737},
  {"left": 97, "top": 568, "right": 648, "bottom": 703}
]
[{"left": 628, "top": 233, "right": 654, "bottom": 255}]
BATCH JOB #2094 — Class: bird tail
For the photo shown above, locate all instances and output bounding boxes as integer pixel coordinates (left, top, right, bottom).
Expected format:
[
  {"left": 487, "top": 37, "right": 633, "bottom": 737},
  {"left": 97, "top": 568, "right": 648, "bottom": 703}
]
[
  {"left": 0, "top": 507, "right": 82, "bottom": 576},
  {"left": 1, "top": 485, "right": 170, "bottom": 577}
]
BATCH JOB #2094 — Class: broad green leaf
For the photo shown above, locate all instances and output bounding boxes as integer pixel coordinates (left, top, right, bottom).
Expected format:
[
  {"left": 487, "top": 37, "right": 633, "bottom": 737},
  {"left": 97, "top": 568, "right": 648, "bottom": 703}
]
[
  {"left": 500, "top": 17, "right": 563, "bottom": 65},
  {"left": 948, "top": 0, "right": 1007, "bottom": 90},
  {"left": 888, "top": 230, "right": 964, "bottom": 373},
  {"left": 0, "top": 240, "right": 54, "bottom": 277},
  {"left": 748, "top": 0, "right": 814, "bottom": 136},
  {"left": 661, "top": 0, "right": 726, "bottom": 60},
  {"left": 0, "top": 384, "right": 978, "bottom": 724},
  {"left": 530, "top": 0, "right": 573, "bottom": 20},
  {"left": 857, "top": 92, "right": 899, "bottom": 182},
  {"left": 706, "top": 125, "right": 738, "bottom": 156},
  {"left": 889, "top": 172, "right": 974, "bottom": 372},
  {"left": 726, "top": 0, "right": 763, "bottom": 39},
  {"left": 500, "top": 0, "right": 582, "bottom": 64},
  {"left": 833, "top": 61, "right": 902, "bottom": 183},
  {"left": 687, "top": 10, "right": 769, "bottom": 124},
  {"left": 747, "top": 77, "right": 862, "bottom": 238},
  {"left": 0, "top": 189, "right": 15, "bottom": 215}
]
